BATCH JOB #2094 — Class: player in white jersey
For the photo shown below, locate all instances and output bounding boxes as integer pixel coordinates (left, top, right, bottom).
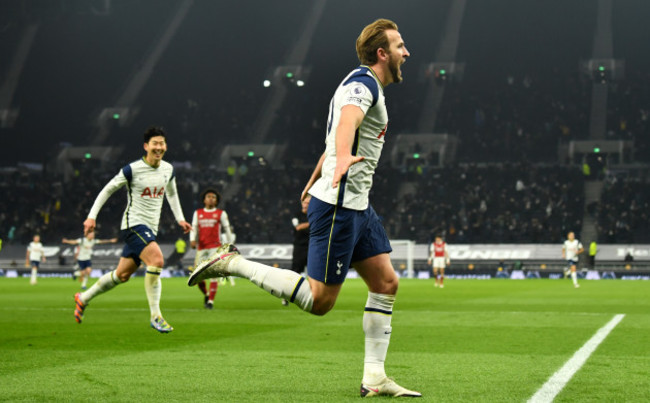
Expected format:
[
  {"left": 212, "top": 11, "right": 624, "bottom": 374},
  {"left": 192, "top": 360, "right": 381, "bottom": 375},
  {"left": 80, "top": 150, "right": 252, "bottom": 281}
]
[
  {"left": 25, "top": 234, "right": 45, "bottom": 285},
  {"left": 189, "top": 19, "right": 420, "bottom": 398},
  {"left": 562, "top": 231, "right": 584, "bottom": 288},
  {"left": 73, "top": 126, "right": 192, "bottom": 333},
  {"left": 428, "top": 235, "right": 450, "bottom": 288},
  {"left": 62, "top": 231, "right": 118, "bottom": 290}
]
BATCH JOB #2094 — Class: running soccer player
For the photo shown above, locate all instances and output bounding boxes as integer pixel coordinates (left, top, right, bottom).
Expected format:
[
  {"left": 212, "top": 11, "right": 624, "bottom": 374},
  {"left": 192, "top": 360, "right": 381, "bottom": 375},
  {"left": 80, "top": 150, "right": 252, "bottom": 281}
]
[
  {"left": 62, "top": 231, "right": 118, "bottom": 290},
  {"left": 73, "top": 126, "right": 192, "bottom": 333},
  {"left": 25, "top": 234, "right": 45, "bottom": 285},
  {"left": 562, "top": 231, "right": 584, "bottom": 288},
  {"left": 189, "top": 188, "right": 234, "bottom": 309},
  {"left": 189, "top": 19, "right": 420, "bottom": 397},
  {"left": 427, "top": 235, "right": 450, "bottom": 288}
]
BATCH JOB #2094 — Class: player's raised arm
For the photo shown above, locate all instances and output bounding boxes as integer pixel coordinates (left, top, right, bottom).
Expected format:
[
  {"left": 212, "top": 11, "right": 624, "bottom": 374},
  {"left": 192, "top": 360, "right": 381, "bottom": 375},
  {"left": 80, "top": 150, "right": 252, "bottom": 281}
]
[{"left": 332, "top": 104, "right": 365, "bottom": 189}]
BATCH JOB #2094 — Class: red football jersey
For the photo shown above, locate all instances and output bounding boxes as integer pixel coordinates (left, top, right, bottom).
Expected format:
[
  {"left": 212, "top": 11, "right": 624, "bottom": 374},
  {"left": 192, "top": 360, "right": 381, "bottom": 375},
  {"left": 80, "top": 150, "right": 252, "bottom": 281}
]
[
  {"left": 196, "top": 208, "right": 223, "bottom": 250},
  {"left": 432, "top": 241, "right": 447, "bottom": 257}
]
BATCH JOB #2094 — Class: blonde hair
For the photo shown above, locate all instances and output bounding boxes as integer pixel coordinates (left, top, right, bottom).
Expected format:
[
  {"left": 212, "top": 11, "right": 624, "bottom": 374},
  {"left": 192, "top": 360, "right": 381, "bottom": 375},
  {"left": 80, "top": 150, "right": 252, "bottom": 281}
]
[{"left": 356, "top": 19, "right": 399, "bottom": 65}]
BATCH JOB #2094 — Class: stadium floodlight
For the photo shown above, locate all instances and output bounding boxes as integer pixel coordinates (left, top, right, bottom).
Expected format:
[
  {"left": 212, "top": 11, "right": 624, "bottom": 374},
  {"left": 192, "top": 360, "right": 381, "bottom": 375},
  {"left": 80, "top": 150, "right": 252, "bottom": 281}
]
[
  {"left": 112, "top": 113, "right": 120, "bottom": 120},
  {"left": 296, "top": 80, "right": 305, "bottom": 87},
  {"left": 263, "top": 80, "right": 271, "bottom": 88}
]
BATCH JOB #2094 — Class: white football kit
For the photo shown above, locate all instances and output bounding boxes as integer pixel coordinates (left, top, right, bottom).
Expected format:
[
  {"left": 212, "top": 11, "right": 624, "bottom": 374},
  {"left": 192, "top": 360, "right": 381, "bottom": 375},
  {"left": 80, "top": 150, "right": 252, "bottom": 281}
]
[
  {"left": 87, "top": 158, "right": 186, "bottom": 235},
  {"left": 309, "top": 65, "right": 387, "bottom": 211},
  {"left": 76, "top": 238, "right": 98, "bottom": 261},
  {"left": 563, "top": 239, "right": 583, "bottom": 262},
  {"left": 28, "top": 242, "right": 44, "bottom": 261}
]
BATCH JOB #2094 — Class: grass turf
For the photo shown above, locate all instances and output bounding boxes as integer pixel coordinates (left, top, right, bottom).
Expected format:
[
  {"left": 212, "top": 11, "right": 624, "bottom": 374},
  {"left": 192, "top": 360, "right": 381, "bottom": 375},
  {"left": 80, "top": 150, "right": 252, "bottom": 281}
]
[{"left": 0, "top": 277, "right": 648, "bottom": 402}]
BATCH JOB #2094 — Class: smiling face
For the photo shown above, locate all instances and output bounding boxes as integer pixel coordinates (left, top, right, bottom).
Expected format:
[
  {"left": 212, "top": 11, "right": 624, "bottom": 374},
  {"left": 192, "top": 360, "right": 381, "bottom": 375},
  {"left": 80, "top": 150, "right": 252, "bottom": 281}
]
[{"left": 144, "top": 136, "right": 167, "bottom": 167}]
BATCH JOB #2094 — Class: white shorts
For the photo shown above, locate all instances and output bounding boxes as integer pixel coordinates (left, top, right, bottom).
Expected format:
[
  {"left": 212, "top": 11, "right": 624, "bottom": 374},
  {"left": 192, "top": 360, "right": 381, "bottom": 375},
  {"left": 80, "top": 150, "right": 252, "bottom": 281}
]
[{"left": 433, "top": 257, "right": 447, "bottom": 269}]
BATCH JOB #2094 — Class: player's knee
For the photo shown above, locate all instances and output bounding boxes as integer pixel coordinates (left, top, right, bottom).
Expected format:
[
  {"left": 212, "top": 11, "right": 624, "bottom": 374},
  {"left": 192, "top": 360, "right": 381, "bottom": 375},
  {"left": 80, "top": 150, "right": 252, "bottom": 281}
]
[
  {"left": 384, "top": 276, "right": 399, "bottom": 295},
  {"left": 149, "top": 257, "right": 164, "bottom": 268},
  {"left": 116, "top": 271, "right": 132, "bottom": 283},
  {"left": 310, "top": 295, "right": 336, "bottom": 316}
]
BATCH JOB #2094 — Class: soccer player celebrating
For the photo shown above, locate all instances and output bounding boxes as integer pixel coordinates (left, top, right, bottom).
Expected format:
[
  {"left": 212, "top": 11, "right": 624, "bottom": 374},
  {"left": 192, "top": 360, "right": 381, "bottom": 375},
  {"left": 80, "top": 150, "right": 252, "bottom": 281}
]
[
  {"left": 562, "top": 231, "right": 584, "bottom": 288},
  {"left": 190, "top": 19, "right": 420, "bottom": 397},
  {"left": 62, "top": 231, "right": 118, "bottom": 290},
  {"left": 427, "top": 235, "right": 450, "bottom": 288},
  {"left": 189, "top": 188, "right": 234, "bottom": 309},
  {"left": 73, "top": 126, "right": 192, "bottom": 333},
  {"left": 25, "top": 234, "right": 45, "bottom": 285}
]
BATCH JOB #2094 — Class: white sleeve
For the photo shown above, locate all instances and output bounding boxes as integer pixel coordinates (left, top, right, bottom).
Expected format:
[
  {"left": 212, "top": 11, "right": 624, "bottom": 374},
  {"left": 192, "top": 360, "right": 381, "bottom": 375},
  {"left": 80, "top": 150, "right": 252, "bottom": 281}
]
[
  {"left": 189, "top": 210, "right": 199, "bottom": 242},
  {"left": 221, "top": 211, "right": 234, "bottom": 243},
  {"left": 87, "top": 170, "right": 127, "bottom": 220},
  {"left": 164, "top": 176, "right": 186, "bottom": 223}
]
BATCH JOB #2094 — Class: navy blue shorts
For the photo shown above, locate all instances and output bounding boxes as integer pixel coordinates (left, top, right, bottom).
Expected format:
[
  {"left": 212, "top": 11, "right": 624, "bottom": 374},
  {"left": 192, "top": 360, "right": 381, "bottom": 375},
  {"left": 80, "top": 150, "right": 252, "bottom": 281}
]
[
  {"left": 121, "top": 225, "right": 156, "bottom": 266},
  {"left": 78, "top": 260, "right": 92, "bottom": 269},
  {"left": 567, "top": 259, "right": 578, "bottom": 267},
  {"left": 307, "top": 197, "right": 392, "bottom": 284},
  {"left": 30, "top": 261, "right": 40, "bottom": 269}
]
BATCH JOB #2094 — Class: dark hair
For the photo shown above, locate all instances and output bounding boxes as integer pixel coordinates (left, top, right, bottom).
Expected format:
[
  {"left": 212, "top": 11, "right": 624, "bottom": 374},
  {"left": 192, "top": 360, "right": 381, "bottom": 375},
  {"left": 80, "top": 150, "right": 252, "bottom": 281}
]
[
  {"left": 144, "top": 126, "right": 166, "bottom": 143},
  {"left": 201, "top": 188, "right": 221, "bottom": 206}
]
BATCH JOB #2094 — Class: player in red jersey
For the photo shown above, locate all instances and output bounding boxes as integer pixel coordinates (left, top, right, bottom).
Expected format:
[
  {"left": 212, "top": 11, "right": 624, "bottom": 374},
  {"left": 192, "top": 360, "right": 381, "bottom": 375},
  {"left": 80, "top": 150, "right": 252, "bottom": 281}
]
[
  {"left": 189, "top": 188, "right": 235, "bottom": 309},
  {"left": 427, "top": 235, "right": 450, "bottom": 288}
]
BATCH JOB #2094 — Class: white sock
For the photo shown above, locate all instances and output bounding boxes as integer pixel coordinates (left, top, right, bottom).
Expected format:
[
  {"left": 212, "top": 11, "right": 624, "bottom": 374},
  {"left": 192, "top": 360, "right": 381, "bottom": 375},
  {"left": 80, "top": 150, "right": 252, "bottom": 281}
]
[
  {"left": 31, "top": 268, "right": 37, "bottom": 282},
  {"left": 362, "top": 291, "right": 395, "bottom": 385},
  {"left": 229, "top": 257, "right": 313, "bottom": 312},
  {"left": 145, "top": 266, "right": 163, "bottom": 318},
  {"left": 80, "top": 270, "right": 122, "bottom": 304},
  {"left": 81, "top": 275, "right": 88, "bottom": 288},
  {"left": 571, "top": 271, "right": 578, "bottom": 285}
]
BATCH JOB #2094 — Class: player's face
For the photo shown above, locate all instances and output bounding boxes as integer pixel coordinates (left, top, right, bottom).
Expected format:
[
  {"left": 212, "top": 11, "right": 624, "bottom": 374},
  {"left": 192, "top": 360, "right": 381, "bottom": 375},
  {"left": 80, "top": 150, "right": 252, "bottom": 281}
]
[
  {"left": 86, "top": 232, "right": 95, "bottom": 240},
  {"left": 568, "top": 232, "right": 575, "bottom": 241},
  {"left": 33, "top": 235, "right": 40, "bottom": 243},
  {"left": 435, "top": 237, "right": 442, "bottom": 243},
  {"left": 204, "top": 193, "right": 217, "bottom": 209},
  {"left": 144, "top": 136, "right": 167, "bottom": 166},
  {"left": 385, "top": 30, "right": 409, "bottom": 84}
]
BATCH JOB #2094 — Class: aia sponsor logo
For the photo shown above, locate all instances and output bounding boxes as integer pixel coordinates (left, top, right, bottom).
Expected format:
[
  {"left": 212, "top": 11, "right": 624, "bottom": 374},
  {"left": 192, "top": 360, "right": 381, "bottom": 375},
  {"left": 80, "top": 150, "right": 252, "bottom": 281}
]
[{"left": 141, "top": 186, "right": 165, "bottom": 198}]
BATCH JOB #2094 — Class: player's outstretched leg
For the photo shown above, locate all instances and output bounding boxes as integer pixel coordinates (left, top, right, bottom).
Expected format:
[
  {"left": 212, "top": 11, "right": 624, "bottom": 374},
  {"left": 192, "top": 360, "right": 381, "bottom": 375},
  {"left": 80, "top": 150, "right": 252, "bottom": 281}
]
[
  {"left": 189, "top": 244, "right": 314, "bottom": 312},
  {"left": 73, "top": 270, "right": 123, "bottom": 324}
]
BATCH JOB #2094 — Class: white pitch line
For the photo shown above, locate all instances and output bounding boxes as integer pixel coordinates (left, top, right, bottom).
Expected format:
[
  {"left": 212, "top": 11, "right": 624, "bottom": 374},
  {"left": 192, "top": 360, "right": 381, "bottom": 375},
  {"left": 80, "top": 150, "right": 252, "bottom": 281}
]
[{"left": 528, "top": 313, "right": 625, "bottom": 403}]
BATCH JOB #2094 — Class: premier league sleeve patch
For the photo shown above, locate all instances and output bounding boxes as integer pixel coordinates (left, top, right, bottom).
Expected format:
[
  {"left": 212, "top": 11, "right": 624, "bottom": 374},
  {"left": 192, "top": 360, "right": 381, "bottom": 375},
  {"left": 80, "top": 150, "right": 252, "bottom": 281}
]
[{"left": 344, "top": 83, "right": 371, "bottom": 108}]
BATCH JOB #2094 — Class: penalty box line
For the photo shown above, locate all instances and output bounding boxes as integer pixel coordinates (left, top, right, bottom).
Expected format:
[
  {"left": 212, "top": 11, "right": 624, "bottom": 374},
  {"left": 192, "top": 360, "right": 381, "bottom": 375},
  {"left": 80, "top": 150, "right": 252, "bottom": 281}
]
[{"left": 528, "top": 313, "right": 625, "bottom": 403}]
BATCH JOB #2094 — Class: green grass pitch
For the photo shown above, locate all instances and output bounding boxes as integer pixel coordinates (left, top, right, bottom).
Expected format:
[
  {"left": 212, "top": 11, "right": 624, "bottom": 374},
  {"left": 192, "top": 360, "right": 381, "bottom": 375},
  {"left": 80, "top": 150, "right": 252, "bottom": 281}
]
[{"left": 1, "top": 277, "right": 649, "bottom": 402}]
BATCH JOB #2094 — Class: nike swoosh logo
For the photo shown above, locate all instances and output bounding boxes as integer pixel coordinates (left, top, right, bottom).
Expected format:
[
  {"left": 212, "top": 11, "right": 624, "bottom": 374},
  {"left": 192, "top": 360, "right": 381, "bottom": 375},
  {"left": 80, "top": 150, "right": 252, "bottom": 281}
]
[
  {"left": 366, "top": 387, "right": 379, "bottom": 393},
  {"left": 384, "top": 331, "right": 392, "bottom": 334}
]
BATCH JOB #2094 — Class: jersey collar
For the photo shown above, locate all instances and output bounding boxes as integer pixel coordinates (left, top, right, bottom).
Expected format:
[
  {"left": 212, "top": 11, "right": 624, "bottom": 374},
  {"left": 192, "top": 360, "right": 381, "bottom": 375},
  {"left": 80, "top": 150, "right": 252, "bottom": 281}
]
[{"left": 360, "top": 65, "right": 384, "bottom": 92}]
